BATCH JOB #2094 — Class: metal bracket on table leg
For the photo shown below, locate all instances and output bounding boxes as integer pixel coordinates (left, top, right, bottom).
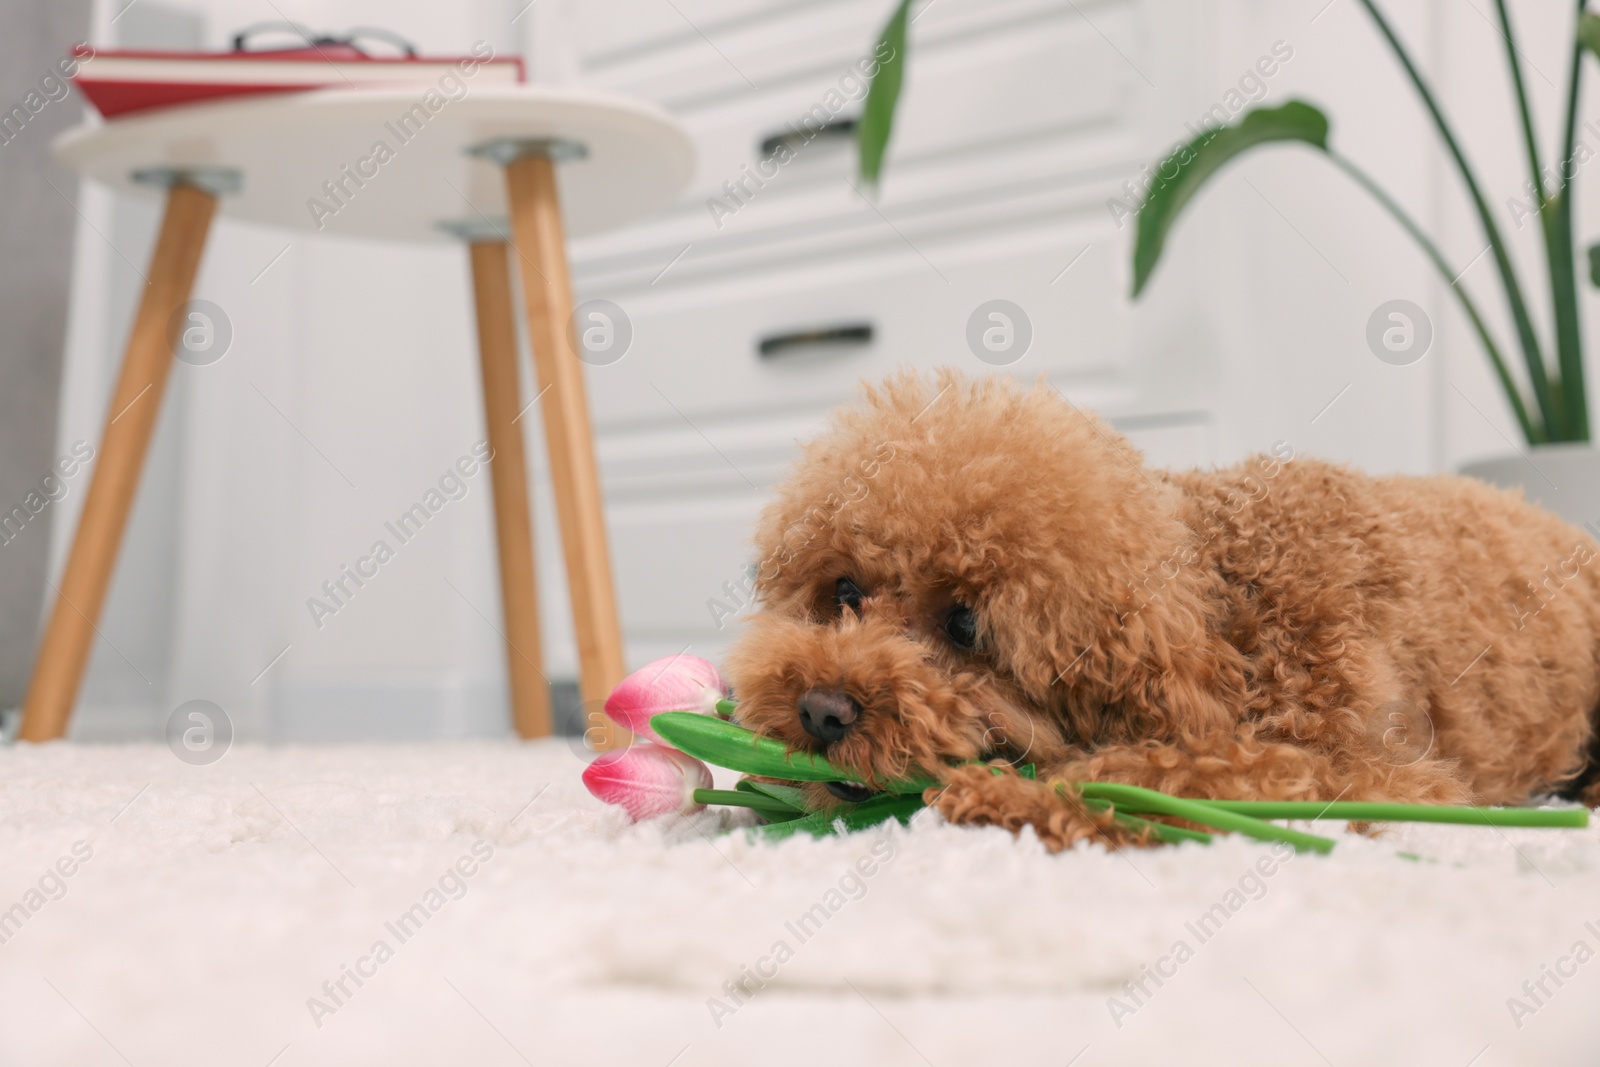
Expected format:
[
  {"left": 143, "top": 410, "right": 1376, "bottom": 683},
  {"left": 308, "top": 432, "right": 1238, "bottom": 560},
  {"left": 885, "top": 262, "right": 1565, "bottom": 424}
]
[
  {"left": 435, "top": 216, "right": 514, "bottom": 243},
  {"left": 464, "top": 138, "right": 588, "bottom": 166},
  {"left": 130, "top": 166, "right": 244, "bottom": 197}
]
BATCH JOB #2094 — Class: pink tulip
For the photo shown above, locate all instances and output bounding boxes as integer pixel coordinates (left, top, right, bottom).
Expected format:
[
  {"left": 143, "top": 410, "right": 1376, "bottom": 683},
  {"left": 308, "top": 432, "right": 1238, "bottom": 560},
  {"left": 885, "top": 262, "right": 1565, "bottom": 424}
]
[
  {"left": 604, "top": 654, "right": 731, "bottom": 745},
  {"left": 582, "top": 742, "right": 713, "bottom": 822}
]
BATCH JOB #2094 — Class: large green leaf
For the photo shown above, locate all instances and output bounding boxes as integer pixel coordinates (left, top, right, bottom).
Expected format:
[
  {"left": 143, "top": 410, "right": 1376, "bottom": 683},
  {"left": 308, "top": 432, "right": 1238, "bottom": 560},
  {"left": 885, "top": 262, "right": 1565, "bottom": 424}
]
[
  {"left": 857, "top": 0, "right": 913, "bottom": 186},
  {"left": 1132, "top": 100, "right": 1332, "bottom": 297},
  {"left": 654, "top": 712, "right": 852, "bottom": 782},
  {"left": 652, "top": 711, "right": 938, "bottom": 792},
  {"left": 1578, "top": 11, "right": 1600, "bottom": 59}
]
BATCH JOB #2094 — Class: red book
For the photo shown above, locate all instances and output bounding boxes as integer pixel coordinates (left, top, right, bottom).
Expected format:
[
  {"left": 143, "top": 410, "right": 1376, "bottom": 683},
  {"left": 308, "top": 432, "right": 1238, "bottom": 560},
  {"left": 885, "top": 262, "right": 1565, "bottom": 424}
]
[{"left": 70, "top": 43, "right": 524, "bottom": 119}]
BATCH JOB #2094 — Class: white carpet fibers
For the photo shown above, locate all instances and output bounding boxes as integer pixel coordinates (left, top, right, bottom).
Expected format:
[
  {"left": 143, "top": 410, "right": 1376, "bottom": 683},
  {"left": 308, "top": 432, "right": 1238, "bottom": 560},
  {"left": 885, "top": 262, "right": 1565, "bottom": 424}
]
[{"left": 1, "top": 739, "right": 1598, "bottom": 1066}]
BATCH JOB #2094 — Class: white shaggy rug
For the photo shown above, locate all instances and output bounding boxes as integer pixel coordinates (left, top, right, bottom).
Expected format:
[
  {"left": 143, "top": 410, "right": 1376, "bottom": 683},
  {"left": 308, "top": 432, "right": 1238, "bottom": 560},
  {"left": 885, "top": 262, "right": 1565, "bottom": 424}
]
[{"left": 2, "top": 740, "right": 1598, "bottom": 1067}]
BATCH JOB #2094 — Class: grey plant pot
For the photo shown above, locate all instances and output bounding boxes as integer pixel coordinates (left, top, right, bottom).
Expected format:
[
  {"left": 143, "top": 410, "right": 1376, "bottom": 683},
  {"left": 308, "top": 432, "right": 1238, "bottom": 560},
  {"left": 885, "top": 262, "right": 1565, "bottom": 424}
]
[{"left": 1459, "top": 443, "right": 1600, "bottom": 530}]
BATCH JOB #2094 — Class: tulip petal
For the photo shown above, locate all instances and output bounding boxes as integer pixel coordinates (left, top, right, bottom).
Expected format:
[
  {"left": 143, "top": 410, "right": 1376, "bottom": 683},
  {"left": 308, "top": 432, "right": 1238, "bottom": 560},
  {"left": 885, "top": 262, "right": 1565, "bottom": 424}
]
[
  {"left": 582, "top": 742, "right": 713, "bottom": 822},
  {"left": 604, "top": 655, "right": 732, "bottom": 744}
]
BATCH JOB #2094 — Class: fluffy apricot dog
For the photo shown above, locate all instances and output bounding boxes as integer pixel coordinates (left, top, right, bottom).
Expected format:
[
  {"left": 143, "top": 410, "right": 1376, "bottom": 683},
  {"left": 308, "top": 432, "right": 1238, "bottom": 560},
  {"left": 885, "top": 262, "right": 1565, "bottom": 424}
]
[{"left": 724, "top": 371, "right": 1600, "bottom": 850}]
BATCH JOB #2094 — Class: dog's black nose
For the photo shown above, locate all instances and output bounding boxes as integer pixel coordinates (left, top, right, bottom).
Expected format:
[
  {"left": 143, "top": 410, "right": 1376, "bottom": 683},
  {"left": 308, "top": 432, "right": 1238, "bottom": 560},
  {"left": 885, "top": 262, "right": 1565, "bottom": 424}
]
[{"left": 798, "top": 688, "right": 860, "bottom": 744}]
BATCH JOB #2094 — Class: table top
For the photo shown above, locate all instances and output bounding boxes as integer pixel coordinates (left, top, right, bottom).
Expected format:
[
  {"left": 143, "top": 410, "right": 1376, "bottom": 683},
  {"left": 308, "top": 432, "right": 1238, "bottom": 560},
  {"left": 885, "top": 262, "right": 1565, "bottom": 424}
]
[{"left": 53, "top": 86, "right": 694, "bottom": 243}]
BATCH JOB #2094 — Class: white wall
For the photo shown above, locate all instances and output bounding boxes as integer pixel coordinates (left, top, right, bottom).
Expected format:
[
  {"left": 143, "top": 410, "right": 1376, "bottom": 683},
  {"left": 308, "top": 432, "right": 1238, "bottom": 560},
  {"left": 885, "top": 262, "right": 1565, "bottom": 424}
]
[{"left": 52, "top": 0, "right": 1600, "bottom": 740}]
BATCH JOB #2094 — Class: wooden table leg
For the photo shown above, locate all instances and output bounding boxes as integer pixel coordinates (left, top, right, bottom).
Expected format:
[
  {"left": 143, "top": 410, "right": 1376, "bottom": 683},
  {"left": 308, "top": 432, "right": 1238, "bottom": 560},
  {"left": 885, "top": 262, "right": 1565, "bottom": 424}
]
[
  {"left": 502, "top": 152, "right": 629, "bottom": 751},
  {"left": 467, "top": 239, "right": 554, "bottom": 739},
  {"left": 20, "top": 182, "right": 217, "bottom": 741}
]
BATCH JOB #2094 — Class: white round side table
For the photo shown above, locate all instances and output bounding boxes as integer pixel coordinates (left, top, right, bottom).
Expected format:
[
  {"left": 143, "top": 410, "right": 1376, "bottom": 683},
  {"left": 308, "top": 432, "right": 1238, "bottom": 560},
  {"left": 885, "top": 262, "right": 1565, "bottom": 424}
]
[{"left": 26, "top": 86, "right": 694, "bottom": 746}]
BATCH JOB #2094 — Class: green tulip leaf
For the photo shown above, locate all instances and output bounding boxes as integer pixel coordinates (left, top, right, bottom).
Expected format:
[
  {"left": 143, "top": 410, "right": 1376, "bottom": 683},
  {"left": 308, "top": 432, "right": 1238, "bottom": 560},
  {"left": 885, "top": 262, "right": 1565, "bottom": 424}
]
[
  {"left": 651, "top": 712, "right": 938, "bottom": 792},
  {"left": 759, "top": 793, "right": 926, "bottom": 840},
  {"left": 1578, "top": 12, "right": 1600, "bottom": 60},
  {"left": 736, "top": 777, "right": 811, "bottom": 812}
]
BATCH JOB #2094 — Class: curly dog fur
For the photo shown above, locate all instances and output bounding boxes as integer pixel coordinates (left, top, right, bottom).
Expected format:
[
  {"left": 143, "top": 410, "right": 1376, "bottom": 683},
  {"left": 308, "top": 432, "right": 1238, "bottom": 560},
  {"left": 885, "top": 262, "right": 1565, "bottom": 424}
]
[{"left": 724, "top": 371, "right": 1600, "bottom": 850}]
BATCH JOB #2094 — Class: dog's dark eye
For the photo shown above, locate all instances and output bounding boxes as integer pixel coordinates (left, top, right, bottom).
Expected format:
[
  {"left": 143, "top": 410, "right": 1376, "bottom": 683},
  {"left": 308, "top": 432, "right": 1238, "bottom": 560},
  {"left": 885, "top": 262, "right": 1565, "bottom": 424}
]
[
  {"left": 835, "top": 578, "right": 864, "bottom": 615},
  {"left": 945, "top": 605, "right": 977, "bottom": 649}
]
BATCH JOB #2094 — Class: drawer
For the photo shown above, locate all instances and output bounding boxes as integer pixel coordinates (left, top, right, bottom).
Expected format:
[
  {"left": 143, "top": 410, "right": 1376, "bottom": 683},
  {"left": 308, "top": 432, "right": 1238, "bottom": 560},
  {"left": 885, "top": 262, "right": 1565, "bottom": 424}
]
[
  {"left": 577, "top": 208, "right": 1136, "bottom": 429},
  {"left": 577, "top": 0, "right": 1136, "bottom": 120},
  {"left": 566, "top": 1, "right": 1141, "bottom": 270},
  {"left": 609, "top": 491, "right": 765, "bottom": 646},
  {"left": 568, "top": 131, "right": 1140, "bottom": 283},
  {"left": 576, "top": 1, "right": 878, "bottom": 106},
  {"left": 870, "top": 3, "right": 1134, "bottom": 175},
  {"left": 665, "top": 7, "right": 1128, "bottom": 210},
  {"left": 572, "top": 0, "right": 804, "bottom": 70}
]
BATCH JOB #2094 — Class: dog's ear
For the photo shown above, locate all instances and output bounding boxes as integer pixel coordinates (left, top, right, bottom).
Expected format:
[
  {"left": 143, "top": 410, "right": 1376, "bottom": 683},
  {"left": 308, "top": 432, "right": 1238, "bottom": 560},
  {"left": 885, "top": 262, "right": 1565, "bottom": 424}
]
[
  {"left": 1075, "top": 581, "right": 1244, "bottom": 741},
  {"left": 990, "top": 539, "right": 1243, "bottom": 744}
]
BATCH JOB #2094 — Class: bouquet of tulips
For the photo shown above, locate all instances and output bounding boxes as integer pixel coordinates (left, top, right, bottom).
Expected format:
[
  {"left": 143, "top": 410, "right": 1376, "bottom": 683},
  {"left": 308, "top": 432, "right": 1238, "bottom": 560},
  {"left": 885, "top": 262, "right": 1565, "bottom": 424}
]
[{"left": 582, "top": 657, "right": 1589, "bottom": 852}]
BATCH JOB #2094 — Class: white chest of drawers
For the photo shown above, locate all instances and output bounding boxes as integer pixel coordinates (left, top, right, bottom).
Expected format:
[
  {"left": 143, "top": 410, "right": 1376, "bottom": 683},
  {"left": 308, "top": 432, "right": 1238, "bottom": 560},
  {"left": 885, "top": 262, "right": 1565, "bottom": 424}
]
[{"left": 542, "top": 0, "right": 1217, "bottom": 667}]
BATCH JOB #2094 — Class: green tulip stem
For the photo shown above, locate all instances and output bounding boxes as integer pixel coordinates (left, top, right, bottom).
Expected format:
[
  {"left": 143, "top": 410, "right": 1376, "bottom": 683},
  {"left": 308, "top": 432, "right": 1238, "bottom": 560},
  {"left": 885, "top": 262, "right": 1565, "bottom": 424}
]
[
  {"left": 1190, "top": 798, "right": 1587, "bottom": 828},
  {"left": 692, "top": 788, "right": 802, "bottom": 819},
  {"left": 1076, "top": 783, "right": 1337, "bottom": 853}
]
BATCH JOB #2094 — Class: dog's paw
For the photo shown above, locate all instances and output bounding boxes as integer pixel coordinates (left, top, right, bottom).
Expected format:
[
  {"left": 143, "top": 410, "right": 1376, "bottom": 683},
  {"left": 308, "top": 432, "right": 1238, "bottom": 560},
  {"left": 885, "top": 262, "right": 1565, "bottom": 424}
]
[{"left": 924, "top": 763, "right": 1147, "bottom": 852}]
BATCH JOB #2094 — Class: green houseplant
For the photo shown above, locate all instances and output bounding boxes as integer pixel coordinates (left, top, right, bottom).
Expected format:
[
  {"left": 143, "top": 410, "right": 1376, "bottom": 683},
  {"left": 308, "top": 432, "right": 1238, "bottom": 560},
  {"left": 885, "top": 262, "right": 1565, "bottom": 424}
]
[{"left": 857, "top": 1, "right": 1600, "bottom": 512}]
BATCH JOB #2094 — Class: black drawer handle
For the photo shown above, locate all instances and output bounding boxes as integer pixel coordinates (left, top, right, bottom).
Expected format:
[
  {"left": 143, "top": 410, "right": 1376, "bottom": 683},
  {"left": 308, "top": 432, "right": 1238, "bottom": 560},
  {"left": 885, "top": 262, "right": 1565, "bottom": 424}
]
[
  {"left": 759, "top": 117, "right": 857, "bottom": 160},
  {"left": 758, "top": 322, "right": 874, "bottom": 359}
]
